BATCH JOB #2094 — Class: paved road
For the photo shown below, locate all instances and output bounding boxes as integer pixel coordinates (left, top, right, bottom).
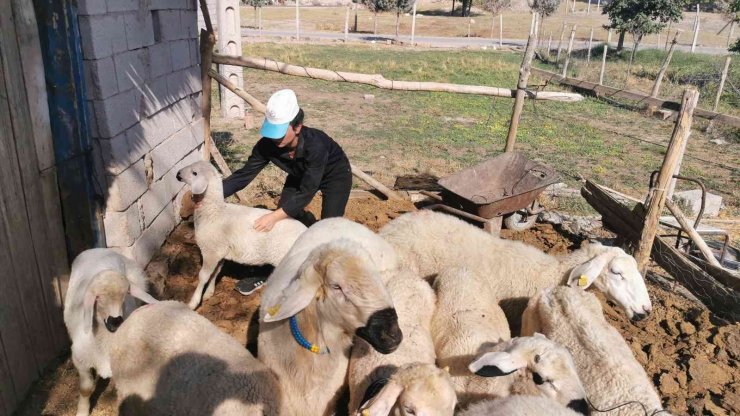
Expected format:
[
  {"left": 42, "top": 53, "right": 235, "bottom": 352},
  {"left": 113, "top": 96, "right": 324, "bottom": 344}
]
[{"left": 241, "top": 28, "right": 731, "bottom": 55}]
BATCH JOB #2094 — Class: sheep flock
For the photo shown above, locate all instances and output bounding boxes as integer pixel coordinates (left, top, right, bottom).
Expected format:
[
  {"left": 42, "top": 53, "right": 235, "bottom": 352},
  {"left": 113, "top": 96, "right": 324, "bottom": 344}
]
[{"left": 57, "top": 161, "right": 706, "bottom": 416}]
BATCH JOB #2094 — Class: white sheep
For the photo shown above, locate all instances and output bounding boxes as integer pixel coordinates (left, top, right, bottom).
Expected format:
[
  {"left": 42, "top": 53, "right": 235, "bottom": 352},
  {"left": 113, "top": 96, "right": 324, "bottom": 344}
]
[
  {"left": 349, "top": 269, "right": 456, "bottom": 416},
  {"left": 63, "top": 248, "right": 158, "bottom": 416},
  {"left": 258, "top": 218, "right": 404, "bottom": 415},
  {"left": 522, "top": 286, "right": 665, "bottom": 416},
  {"left": 110, "top": 301, "right": 282, "bottom": 415},
  {"left": 380, "top": 210, "right": 652, "bottom": 324},
  {"left": 431, "top": 267, "right": 588, "bottom": 411},
  {"left": 176, "top": 161, "right": 307, "bottom": 309},
  {"left": 458, "top": 395, "right": 584, "bottom": 416}
]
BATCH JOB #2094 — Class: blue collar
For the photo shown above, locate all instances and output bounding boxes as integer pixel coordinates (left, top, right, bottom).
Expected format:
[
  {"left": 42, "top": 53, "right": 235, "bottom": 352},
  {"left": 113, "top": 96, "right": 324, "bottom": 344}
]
[{"left": 289, "top": 316, "right": 330, "bottom": 354}]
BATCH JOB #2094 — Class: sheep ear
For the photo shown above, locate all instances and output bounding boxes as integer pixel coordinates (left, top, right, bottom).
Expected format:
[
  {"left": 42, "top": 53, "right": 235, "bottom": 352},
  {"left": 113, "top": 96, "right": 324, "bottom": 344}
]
[
  {"left": 129, "top": 284, "right": 159, "bottom": 304},
  {"left": 567, "top": 252, "right": 613, "bottom": 289},
  {"left": 468, "top": 351, "right": 527, "bottom": 377},
  {"left": 190, "top": 175, "right": 208, "bottom": 195},
  {"left": 263, "top": 264, "right": 322, "bottom": 322},
  {"left": 357, "top": 380, "right": 404, "bottom": 416},
  {"left": 83, "top": 290, "right": 97, "bottom": 334}
]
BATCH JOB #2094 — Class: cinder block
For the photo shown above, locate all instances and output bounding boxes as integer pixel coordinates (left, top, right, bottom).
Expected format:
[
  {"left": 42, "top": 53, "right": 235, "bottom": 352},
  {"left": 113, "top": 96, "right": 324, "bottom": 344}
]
[
  {"left": 122, "top": 203, "right": 177, "bottom": 266},
  {"left": 103, "top": 203, "right": 142, "bottom": 247},
  {"left": 94, "top": 89, "right": 141, "bottom": 138},
  {"left": 150, "top": 0, "right": 183, "bottom": 10},
  {"left": 166, "top": 69, "right": 189, "bottom": 102},
  {"left": 169, "top": 95, "right": 196, "bottom": 126},
  {"left": 78, "top": 0, "right": 107, "bottom": 16},
  {"left": 106, "top": 159, "right": 148, "bottom": 211},
  {"left": 139, "top": 168, "right": 184, "bottom": 226},
  {"left": 180, "top": 10, "right": 197, "bottom": 38},
  {"left": 86, "top": 100, "right": 100, "bottom": 138},
  {"left": 99, "top": 131, "right": 140, "bottom": 175},
  {"left": 84, "top": 57, "right": 118, "bottom": 99},
  {"left": 188, "top": 39, "right": 199, "bottom": 67},
  {"left": 114, "top": 49, "right": 150, "bottom": 93},
  {"left": 191, "top": 117, "right": 205, "bottom": 146},
  {"left": 124, "top": 11, "right": 155, "bottom": 50},
  {"left": 184, "top": 65, "right": 201, "bottom": 94},
  {"left": 170, "top": 39, "right": 191, "bottom": 71},
  {"left": 152, "top": 10, "right": 181, "bottom": 42},
  {"left": 137, "top": 104, "right": 178, "bottom": 148},
  {"left": 148, "top": 42, "right": 173, "bottom": 78},
  {"left": 150, "top": 125, "right": 197, "bottom": 180},
  {"left": 189, "top": 92, "right": 202, "bottom": 121},
  {"left": 78, "top": 15, "right": 127, "bottom": 60},
  {"left": 674, "top": 190, "right": 724, "bottom": 218},
  {"left": 107, "top": 0, "right": 138, "bottom": 12},
  {"left": 140, "top": 75, "right": 171, "bottom": 117}
]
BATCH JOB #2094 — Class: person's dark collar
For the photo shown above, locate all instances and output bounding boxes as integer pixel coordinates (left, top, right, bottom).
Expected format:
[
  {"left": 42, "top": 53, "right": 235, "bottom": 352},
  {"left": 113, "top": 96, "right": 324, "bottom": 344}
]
[{"left": 293, "top": 130, "right": 306, "bottom": 159}]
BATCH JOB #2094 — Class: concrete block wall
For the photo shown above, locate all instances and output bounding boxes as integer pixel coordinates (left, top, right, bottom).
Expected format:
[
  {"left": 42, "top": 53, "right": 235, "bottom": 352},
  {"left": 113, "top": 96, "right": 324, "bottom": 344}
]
[
  {"left": 78, "top": 0, "right": 204, "bottom": 266},
  {"left": 197, "top": 0, "right": 218, "bottom": 31},
  {"left": 217, "top": 0, "right": 245, "bottom": 118}
]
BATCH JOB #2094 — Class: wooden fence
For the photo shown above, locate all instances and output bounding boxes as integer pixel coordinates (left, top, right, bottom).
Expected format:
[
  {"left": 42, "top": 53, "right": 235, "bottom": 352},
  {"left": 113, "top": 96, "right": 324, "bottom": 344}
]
[{"left": 0, "top": 0, "right": 71, "bottom": 413}]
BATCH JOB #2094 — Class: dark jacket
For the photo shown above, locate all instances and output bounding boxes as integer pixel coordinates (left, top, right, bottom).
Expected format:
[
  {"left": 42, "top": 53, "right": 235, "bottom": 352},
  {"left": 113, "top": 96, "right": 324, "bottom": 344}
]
[{"left": 222, "top": 127, "right": 350, "bottom": 217}]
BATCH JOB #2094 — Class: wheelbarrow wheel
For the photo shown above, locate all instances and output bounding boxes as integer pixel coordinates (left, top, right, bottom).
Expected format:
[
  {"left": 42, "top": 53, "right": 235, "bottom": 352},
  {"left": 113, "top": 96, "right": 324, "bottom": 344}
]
[{"left": 503, "top": 210, "right": 537, "bottom": 231}]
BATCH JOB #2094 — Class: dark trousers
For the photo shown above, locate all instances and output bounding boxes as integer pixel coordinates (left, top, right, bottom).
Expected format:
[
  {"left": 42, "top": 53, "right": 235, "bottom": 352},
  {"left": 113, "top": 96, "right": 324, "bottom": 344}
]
[{"left": 280, "top": 162, "right": 352, "bottom": 226}]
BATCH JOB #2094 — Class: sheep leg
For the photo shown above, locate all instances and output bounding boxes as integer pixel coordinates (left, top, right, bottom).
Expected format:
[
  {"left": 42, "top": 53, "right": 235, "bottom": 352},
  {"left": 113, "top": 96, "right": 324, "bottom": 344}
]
[
  {"left": 75, "top": 363, "right": 96, "bottom": 416},
  {"left": 189, "top": 253, "right": 221, "bottom": 309},
  {"left": 203, "top": 259, "right": 225, "bottom": 300}
]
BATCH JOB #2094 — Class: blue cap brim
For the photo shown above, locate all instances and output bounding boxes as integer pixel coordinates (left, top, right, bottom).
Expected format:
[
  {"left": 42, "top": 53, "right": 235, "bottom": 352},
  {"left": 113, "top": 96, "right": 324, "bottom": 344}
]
[{"left": 260, "top": 119, "right": 290, "bottom": 139}]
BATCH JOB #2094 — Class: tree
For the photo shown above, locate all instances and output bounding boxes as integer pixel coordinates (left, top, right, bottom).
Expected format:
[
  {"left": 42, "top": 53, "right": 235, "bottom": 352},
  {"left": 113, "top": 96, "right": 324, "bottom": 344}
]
[
  {"left": 603, "top": 0, "right": 688, "bottom": 67},
  {"left": 393, "top": 0, "right": 414, "bottom": 39},
  {"left": 364, "top": 0, "right": 394, "bottom": 34},
  {"left": 528, "top": 0, "right": 559, "bottom": 17},
  {"left": 483, "top": 0, "right": 511, "bottom": 14},
  {"left": 242, "top": 0, "right": 271, "bottom": 29}
]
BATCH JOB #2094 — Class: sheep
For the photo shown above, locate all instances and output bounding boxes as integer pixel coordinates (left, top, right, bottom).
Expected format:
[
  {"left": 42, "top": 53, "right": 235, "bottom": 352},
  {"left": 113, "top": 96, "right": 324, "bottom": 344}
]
[
  {"left": 258, "top": 218, "right": 403, "bottom": 415},
  {"left": 521, "top": 286, "right": 664, "bottom": 416},
  {"left": 63, "top": 248, "right": 158, "bottom": 416},
  {"left": 110, "top": 301, "right": 282, "bottom": 415},
  {"left": 431, "top": 267, "right": 587, "bottom": 411},
  {"left": 380, "top": 210, "right": 652, "bottom": 325},
  {"left": 458, "top": 396, "right": 584, "bottom": 416},
  {"left": 349, "top": 269, "right": 456, "bottom": 416},
  {"left": 176, "top": 160, "right": 307, "bottom": 309}
]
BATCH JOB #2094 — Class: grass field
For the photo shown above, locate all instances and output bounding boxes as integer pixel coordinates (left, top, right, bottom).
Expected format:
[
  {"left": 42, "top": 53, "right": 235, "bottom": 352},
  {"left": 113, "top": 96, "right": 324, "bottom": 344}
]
[
  {"left": 214, "top": 43, "right": 739, "bottom": 218},
  {"left": 241, "top": 1, "right": 738, "bottom": 49}
]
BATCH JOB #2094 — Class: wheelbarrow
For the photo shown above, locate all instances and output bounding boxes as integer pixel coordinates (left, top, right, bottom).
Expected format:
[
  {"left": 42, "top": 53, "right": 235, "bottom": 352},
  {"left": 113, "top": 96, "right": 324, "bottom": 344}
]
[{"left": 421, "top": 152, "right": 560, "bottom": 233}]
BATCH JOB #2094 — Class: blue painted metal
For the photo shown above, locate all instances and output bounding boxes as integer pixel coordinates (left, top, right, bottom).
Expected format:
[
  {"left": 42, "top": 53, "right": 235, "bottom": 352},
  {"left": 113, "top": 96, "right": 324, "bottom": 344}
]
[{"left": 33, "top": 0, "right": 105, "bottom": 259}]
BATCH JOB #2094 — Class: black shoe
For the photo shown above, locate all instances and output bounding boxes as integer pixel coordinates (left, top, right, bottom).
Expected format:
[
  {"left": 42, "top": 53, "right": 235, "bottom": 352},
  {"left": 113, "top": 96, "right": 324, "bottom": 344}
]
[{"left": 235, "top": 276, "right": 267, "bottom": 296}]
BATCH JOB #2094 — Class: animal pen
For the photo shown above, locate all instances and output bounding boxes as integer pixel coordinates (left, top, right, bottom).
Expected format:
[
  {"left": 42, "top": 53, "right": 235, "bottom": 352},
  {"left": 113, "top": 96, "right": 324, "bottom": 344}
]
[{"left": 197, "top": 0, "right": 738, "bottom": 320}]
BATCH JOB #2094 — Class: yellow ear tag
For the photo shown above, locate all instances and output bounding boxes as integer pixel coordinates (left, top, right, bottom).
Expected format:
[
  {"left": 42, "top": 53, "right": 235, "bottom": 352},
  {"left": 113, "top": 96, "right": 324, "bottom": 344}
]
[
  {"left": 578, "top": 275, "right": 589, "bottom": 287},
  {"left": 266, "top": 304, "right": 281, "bottom": 317},
  {"left": 362, "top": 409, "right": 370, "bottom": 416}
]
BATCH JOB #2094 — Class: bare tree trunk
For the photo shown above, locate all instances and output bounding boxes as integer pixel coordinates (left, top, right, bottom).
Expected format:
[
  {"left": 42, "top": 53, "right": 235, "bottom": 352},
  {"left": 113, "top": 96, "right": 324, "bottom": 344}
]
[
  {"left": 617, "top": 29, "right": 626, "bottom": 52},
  {"left": 374, "top": 11, "right": 377, "bottom": 34},
  {"left": 451, "top": 0, "right": 456, "bottom": 15},
  {"left": 628, "top": 37, "right": 640, "bottom": 75},
  {"left": 395, "top": 11, "right": 400, "bottom": 40},
  {"left": 354, "top": 3, "right": 358, "bottom": 32},
  {"left": 254, "top": 5, "right": 258, "bottom": 28}
]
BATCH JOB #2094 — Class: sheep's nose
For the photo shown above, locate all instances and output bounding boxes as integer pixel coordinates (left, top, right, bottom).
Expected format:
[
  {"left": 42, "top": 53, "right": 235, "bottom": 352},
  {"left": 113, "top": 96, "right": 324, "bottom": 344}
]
[
  {"left": 631, "top": 312, "right": 647, "bottom": 322},
  {"left": 105, "top": 316, "right": 124, "bottom": 332},
  {"left": 643, "top": 305, "right": 653, "bottom": 315},
  {"left": 176, "top": 172, "right": 182, "bottom": 181},
  {"left": 567, "top": 398, "right": 590, "bottom": 415}
]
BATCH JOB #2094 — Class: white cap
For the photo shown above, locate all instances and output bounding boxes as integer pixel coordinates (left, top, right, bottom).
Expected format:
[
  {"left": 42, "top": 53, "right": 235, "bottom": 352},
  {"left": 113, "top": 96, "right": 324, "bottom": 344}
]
[{"left": 261, "top": 89, "right": 300, "bottom": 139}]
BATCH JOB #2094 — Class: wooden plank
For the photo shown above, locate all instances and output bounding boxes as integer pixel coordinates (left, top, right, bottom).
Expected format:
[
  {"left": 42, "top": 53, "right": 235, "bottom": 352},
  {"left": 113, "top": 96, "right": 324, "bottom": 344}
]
[
  {"left": 531, "top": 67, "right": 740, "bottom": 128},
  {"left": 0, "top": 0, "right": 56, "bottom": 375},
  {"left": 12, "top": 0, "right": 69, "bottom": 353},
  {"left": 664, "top": 199, "right": 722, "bottom": 268},
  {"left": 200, "top": 29, "right": 215, "bottom": 161},
  {"left": 582, "top": 182, "right": 740, "bottom": 322},
  {"left": 635, "top": 90, "right": 699, "bottom": 271},
  {"left": 0, "top": 333, "right": 15, "bottom": 414},
  {"left": 506, "top": 32, "right": 538, "bottom": 152}
]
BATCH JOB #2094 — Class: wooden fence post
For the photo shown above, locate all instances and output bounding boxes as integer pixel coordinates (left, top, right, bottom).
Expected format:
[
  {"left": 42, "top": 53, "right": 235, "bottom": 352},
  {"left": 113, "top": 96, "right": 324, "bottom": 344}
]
[
  {"left": 505, "top": 29, "right": 538, "bottom": 152},
  {"left": 587, "top": 0, "right": 591, "bottom": 14},
  {"left": 411, "top": 0, "right": 417, "bottom": 45},
  {"left": 199, "top": 28, "right": 215, "bottom": 160},
  {"left": 596, "top": 0, "right": 601, "bottom": 12},
  {"left": 587, "top": 27, "right": 594, "bottom": 64},
  {"left": 344, "top": 5, "right": 349, "bottom": 42},
  {"left": 665, "top": 22, "right": 672, "bottom": 50},
  {"left": 258, "top": 7, "right": 262, "bottom": 38},
  {"left": 562, "top": 25, "right": 577, "bottom": 77},
  {"left": 599, "top": 29, "right": 611, "bottom": 85},
  {"left": 729, "top": 20, "right": 736, "bottom": 47},
  {"left": 491, "top": 13, "right": 496, "bottom": 39},
  {"left": 713, "top": 55, "right": 732, "bottom": 112},
  {"left": 556, "top": 22, "right": 566, "bottom": 63},
  {"left": 650, "top": 31, "right": 680, "bottom": 98},
  {"left": 547, "top": 32, "right": 553, "bottom": 58},
  {"left": 634, "top": 89, "right": 700, "bottom": 272},
  {"left": 295, "top": 0, "right": 300, "bottom": 41},
  {"left": 499, "top": 14, "right": 503, "bottom": 48},
  {"left": 691, "top": 4, "right": 700, "bottom": 53}
]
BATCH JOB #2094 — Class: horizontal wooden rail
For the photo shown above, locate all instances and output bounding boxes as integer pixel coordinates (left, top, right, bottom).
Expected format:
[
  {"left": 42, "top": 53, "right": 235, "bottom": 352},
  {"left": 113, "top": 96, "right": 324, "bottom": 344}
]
[
  {"left": 532, "top": 67, "right": 740, "bottom": 128},
  {"left": 212, "top": 54, "right": 584, "bottom": 102}
]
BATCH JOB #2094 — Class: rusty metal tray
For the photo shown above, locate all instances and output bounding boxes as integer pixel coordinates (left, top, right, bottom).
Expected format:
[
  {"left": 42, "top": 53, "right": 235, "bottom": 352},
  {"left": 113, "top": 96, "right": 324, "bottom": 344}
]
[{"left": 437, "top": 152, "right": 559, "bottom": 219}]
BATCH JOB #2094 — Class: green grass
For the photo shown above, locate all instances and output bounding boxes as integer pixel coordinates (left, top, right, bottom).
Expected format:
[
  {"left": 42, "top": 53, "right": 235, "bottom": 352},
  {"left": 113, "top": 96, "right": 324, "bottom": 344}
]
[{"left": 218, "top": 43, "right": 739, "bottom": 217}]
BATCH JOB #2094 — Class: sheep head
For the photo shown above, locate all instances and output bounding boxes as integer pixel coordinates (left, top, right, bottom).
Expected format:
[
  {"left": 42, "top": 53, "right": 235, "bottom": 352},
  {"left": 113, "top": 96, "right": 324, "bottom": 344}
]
[
  {"left": 567, "top": 242, "right": 652, "bottom": 322},
  {"left": 176, "top": 161, "right": 222, "bottom": 203},
  {"left": 263, "top": 239, "right": 403, "bottom": 354},
  {"left": 358, "top": 363, "right": 457, "bottom": 416},
  {"left": 84, "top": 271, "right": 129, "bottom": 334},
  {"left": 468, "top": 334, "right": 588, "bottom": 414}
]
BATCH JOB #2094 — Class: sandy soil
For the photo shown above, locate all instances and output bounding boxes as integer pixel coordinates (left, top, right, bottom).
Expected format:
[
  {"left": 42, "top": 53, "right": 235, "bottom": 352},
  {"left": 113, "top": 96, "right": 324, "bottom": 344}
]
[{"left": 15, "top": 197, "right": 739, "bottom": 416}]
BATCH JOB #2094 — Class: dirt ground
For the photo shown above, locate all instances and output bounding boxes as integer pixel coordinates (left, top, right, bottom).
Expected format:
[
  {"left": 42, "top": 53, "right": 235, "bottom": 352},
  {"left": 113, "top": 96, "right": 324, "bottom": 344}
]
[{"left": 15, "top": 197, "right": 740, "bottom": 416}]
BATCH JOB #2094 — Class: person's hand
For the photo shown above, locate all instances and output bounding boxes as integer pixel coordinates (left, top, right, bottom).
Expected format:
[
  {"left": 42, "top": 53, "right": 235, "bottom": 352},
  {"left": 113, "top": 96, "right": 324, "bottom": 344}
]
[{"left": 254, "top": 212, "right": 279, "bottom": 232}]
